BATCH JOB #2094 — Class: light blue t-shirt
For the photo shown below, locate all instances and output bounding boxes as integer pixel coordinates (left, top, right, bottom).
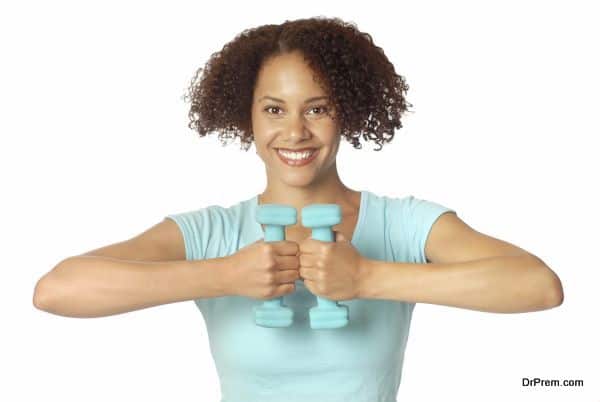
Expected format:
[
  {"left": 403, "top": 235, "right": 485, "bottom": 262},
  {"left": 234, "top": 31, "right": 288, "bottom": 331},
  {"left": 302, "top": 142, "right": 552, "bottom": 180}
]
[{"left": 166, "top": 190, "right": 455, "bottom": 402}]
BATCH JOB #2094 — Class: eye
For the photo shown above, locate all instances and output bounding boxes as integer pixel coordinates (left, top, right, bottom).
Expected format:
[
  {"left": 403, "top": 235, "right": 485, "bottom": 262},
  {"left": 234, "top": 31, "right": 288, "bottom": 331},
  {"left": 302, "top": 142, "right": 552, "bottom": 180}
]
[
  {"left": 263, "top": 106, "right": 282, "bottom": 115},
  {"left": 308, "top": 105, "right": 329, "bottom": 115},
  {"left": 262, "top": 105, "right": 329, "bottom": 116}
]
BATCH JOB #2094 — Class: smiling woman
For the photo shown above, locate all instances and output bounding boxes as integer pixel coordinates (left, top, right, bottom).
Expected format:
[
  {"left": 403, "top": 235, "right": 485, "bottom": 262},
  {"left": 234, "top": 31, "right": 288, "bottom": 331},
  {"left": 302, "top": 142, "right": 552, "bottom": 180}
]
[
  {"left": 33, "top": 15, "right": 562, "bottom": 402},
  {"left": 251, "top": 50, "right": 348, "bottom": 206},
  {"left": 183, "top": 17, "right": 411, "bottom": 152}
]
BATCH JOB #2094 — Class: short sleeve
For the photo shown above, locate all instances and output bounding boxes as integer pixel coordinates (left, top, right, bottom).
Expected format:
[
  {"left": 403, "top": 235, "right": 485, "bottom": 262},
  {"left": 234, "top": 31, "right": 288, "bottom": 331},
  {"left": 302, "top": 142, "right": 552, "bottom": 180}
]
[
  {"left": 165, "top": 205, "right": 234, "bottom": 261},
  {"left": 165, "top": 208, "right": 210, "bottom": 261},
  {"left": 402, "top": 196, "right": 456, "bottom": 263}
]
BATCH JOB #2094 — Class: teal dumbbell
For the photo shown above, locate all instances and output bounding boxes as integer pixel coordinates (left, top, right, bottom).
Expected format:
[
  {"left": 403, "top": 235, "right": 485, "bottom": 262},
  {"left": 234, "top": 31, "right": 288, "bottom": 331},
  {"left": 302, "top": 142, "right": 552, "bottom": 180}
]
[
  {"left": 253, "top": 204, "right": 297, "bottom": 327},
  {"left": 301, "top": 204, "right": 349, "bottom": 329}
]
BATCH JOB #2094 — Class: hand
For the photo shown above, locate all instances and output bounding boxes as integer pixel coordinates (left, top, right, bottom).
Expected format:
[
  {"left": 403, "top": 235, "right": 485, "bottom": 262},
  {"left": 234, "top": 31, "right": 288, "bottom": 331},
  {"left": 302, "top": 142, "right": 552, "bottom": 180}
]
[
  {"left": 223, "top": 238, "right": 300, "bottom": 300},
  {"left": 298, "top": 231, "right": 367, "bottom": 301}
]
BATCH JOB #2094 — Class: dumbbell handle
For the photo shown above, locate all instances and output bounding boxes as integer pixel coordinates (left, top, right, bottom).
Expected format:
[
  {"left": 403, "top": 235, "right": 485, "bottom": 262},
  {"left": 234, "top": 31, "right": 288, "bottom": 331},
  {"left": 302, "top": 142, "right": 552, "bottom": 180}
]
[
  {"left": 311, "top": 227, "right": 334, "bottom": 242},
  {"left": 311, "top": 226, "right": 340, "bottom": 310},
  {"left": 262, "top": 224, "right": 285, "bottom": 309}
]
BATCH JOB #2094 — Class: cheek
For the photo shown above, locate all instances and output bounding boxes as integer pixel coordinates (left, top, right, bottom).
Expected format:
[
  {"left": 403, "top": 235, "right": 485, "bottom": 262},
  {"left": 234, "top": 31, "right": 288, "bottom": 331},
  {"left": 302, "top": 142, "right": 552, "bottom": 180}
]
[
  {"left": 252, "top": 124, "right": 278, "bottom": 153},
  {"left": 252, "top": 135, "right": 275, "bottom": 160}
]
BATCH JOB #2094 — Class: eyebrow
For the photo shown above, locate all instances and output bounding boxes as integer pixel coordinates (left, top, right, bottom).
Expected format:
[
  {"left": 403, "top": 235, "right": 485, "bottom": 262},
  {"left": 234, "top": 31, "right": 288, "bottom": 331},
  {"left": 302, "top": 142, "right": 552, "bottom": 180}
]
[{"left": 258, "top": 95, "right": 329, "bottom": 104}]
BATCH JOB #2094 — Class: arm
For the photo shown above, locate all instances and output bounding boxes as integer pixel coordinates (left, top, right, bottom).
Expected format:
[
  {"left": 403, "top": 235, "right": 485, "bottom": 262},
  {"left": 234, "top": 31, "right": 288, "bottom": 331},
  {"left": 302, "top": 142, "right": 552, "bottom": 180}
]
[
  {"left": 358, "top": 254, "right": 562, "bottom": 313},
  {"left": 33, "top": 255, "right": 231, "bottom": 318},
  {"left": 357, "top": 211, "right": 563, "bottom": 313}
]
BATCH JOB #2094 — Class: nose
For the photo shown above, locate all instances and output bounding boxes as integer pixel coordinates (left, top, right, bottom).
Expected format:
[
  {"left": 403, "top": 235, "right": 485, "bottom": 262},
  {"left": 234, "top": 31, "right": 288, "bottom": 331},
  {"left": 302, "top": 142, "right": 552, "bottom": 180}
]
[{"left": 284, "top": 115, "right": 311, "bottom": 143}]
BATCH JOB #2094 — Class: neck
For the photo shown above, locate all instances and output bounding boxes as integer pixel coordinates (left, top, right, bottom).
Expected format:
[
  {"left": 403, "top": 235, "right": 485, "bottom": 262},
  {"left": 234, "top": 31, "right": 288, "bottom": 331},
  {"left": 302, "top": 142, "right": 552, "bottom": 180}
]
[{"left": 258, "top": 164, "right": 359, "bottom": 219}]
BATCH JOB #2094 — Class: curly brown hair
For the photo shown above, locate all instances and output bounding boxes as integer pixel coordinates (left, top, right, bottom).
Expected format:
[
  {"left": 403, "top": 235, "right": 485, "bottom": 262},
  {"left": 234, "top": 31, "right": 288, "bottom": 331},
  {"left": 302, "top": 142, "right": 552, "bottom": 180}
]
[{"left": 182, "top": 16, "right": 413, "bottom": 151}]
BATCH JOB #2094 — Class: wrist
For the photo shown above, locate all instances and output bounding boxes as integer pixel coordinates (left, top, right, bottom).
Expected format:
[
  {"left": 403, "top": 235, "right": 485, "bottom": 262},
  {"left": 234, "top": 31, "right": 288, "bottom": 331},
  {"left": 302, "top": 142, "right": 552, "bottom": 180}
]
[
  {"left": 216, "top": 255, "right": 237, "bottom": 297},
  {"left": 357, "top": 257, "right": 375, "bottom": 299}
]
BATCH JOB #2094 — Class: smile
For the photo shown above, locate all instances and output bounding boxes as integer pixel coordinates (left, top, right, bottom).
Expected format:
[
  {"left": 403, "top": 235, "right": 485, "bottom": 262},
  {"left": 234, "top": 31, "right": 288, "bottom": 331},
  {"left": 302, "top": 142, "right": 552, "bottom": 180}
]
[{"left": 276, "top": 148, "right": 319, "bottom": 167}]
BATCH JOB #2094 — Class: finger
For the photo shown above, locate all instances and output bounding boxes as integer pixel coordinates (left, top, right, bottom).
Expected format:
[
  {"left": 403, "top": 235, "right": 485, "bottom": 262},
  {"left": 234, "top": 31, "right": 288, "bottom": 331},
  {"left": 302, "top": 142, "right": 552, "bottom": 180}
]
[
  {"left": 336, "top": 231, "right": 346, "bottom": 242},
  {"left": 276, "top": 269, "right": 301, "bottom": 284},
  {"left": 299, "top": 267, "right": 319, "bottom": 281},
  {"left": 298, "top": 253, "right": 315, "bottom": 268},
  {"left": 298, "top": 238, "right": 322, "bottom": 254},
  {"left": 274, "top": 255, "right": 300, "bottom": 270},
  {"left": 272, "top": 240, "right": 300, "bottom": 256},
  {"left": 272, "top": 283, "right": 296, "bottom": 298},
  {"left": 303, "top": 279, "right": 317, "bottom": 295}
]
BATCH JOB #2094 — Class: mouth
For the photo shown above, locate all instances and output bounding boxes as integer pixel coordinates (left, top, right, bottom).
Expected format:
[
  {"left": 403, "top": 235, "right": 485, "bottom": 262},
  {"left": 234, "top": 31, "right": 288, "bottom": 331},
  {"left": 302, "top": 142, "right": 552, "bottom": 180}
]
[{"left": 275, "top": 148, "right": 319, "bottom": 167}]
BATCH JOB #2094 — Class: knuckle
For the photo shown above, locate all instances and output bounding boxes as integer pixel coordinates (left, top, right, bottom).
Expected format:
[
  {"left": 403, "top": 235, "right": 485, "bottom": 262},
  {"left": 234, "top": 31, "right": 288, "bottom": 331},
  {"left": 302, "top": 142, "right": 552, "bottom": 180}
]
[
  {"left": 262, "top": 272, "right": 275, "bottom": 285},
  {"left": 320, "top": 244, "right": 331, "bottom": 255},
  {"left": 266, "top": 258, "right": 277, "bottom": 269},
  {"left": 261, "top": 289, "right": 274, "bottom": 299},
  {"left": 268, "top": 272, "right": 277, "bottom": 284},
  {"left": 261, "top": 253, "right": 276, "bottom": 269},
  {"left": 261, "top": 243, "right": 274, "bottom": 256}
]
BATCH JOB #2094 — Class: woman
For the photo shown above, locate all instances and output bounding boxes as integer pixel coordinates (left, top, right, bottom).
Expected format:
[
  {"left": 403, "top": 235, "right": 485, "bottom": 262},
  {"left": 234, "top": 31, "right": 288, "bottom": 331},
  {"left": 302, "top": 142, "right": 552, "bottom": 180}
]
[{"left": 34, "top": 17, "right": 563, "bottom": 402}]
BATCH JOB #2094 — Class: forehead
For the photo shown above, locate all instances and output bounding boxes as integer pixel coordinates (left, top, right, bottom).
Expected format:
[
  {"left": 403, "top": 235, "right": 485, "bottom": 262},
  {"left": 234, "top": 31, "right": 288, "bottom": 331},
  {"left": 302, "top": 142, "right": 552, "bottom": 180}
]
[{"left": 254, "top": 51, "right": 326, "bottom": 97}]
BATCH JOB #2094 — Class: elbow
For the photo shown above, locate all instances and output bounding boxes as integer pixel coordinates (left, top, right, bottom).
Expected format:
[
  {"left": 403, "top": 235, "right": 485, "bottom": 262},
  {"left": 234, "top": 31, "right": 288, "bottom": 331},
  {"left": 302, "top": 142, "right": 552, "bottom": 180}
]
[
  {"left": 33, "top": 264, "right": 68, "bottom": 312},
  {"left": 524, "top": 254, "right": 563, "bottom": 310},
  {"left": 539, "top": 264, "right": 564, "bottom": 309},
  {"left": 33, "top": 277, "right": 55, "bottom": 311},
  {"left": 544, "top": 276, "right": 564, "bottom": 309}
]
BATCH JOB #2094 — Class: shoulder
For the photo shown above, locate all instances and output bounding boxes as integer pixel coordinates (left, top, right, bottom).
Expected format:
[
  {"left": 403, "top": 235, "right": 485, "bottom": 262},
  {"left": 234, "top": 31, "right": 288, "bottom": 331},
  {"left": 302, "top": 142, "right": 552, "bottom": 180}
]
[
  {"left": 166, "top": 197, "right": 250, "bottom": 225},
  {"left": 380, "top": 193, "right": 456, "bottom": 263},
  {"left": 381, "top": 193, "right": 454, "bottom": 229},
  {"left": 164, "top": 197, "right": 254, "bottom": 259},
  {"left": 425, "top": 211, "right": 532, "bottom": 264}
]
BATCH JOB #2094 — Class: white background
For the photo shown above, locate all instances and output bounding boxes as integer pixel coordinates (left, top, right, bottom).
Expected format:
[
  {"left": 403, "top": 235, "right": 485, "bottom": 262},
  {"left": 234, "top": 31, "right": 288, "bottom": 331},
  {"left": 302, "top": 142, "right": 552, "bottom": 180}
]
[{"left": 2, "top": 1, "right": 597, "bottom": 401}]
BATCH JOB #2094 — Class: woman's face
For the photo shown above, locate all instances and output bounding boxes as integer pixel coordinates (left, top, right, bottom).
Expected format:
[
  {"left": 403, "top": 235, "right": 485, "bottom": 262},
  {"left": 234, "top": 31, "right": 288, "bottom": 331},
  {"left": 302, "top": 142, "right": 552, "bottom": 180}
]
[{"left": 251, "top": 51, "right": 340, "bottom": 188}]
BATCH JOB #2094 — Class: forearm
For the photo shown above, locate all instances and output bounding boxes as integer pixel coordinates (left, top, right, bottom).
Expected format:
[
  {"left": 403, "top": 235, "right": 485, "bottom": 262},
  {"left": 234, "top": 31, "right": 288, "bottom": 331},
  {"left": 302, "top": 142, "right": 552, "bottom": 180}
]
[
  {"left": 34, "top": 256, "right": 230, "bottom": 318},
  {"left": 358, "top": 255, "right": 563, "bottom": 313}
]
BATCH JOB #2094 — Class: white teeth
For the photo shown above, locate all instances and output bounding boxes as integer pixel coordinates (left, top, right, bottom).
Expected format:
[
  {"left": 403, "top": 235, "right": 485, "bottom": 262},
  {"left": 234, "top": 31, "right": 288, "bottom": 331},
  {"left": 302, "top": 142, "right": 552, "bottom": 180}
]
[{"left": 277, "top": 149, "right": 315, "bottom": 160}]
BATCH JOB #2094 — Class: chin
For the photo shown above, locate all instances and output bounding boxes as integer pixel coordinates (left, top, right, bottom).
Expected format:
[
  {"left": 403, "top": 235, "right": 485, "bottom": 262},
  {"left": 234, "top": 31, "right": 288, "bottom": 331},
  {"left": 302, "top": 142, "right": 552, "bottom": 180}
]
[{"left": 278, "top": 174, "right": 318, "bottom": 188}]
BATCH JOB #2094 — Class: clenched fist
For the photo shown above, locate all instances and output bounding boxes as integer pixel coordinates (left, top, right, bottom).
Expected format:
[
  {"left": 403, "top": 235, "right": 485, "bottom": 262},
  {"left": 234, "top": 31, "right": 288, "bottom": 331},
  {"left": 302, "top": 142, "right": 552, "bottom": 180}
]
[{"left": 223, "top": 239, "right": 301, "bottom": 300}]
